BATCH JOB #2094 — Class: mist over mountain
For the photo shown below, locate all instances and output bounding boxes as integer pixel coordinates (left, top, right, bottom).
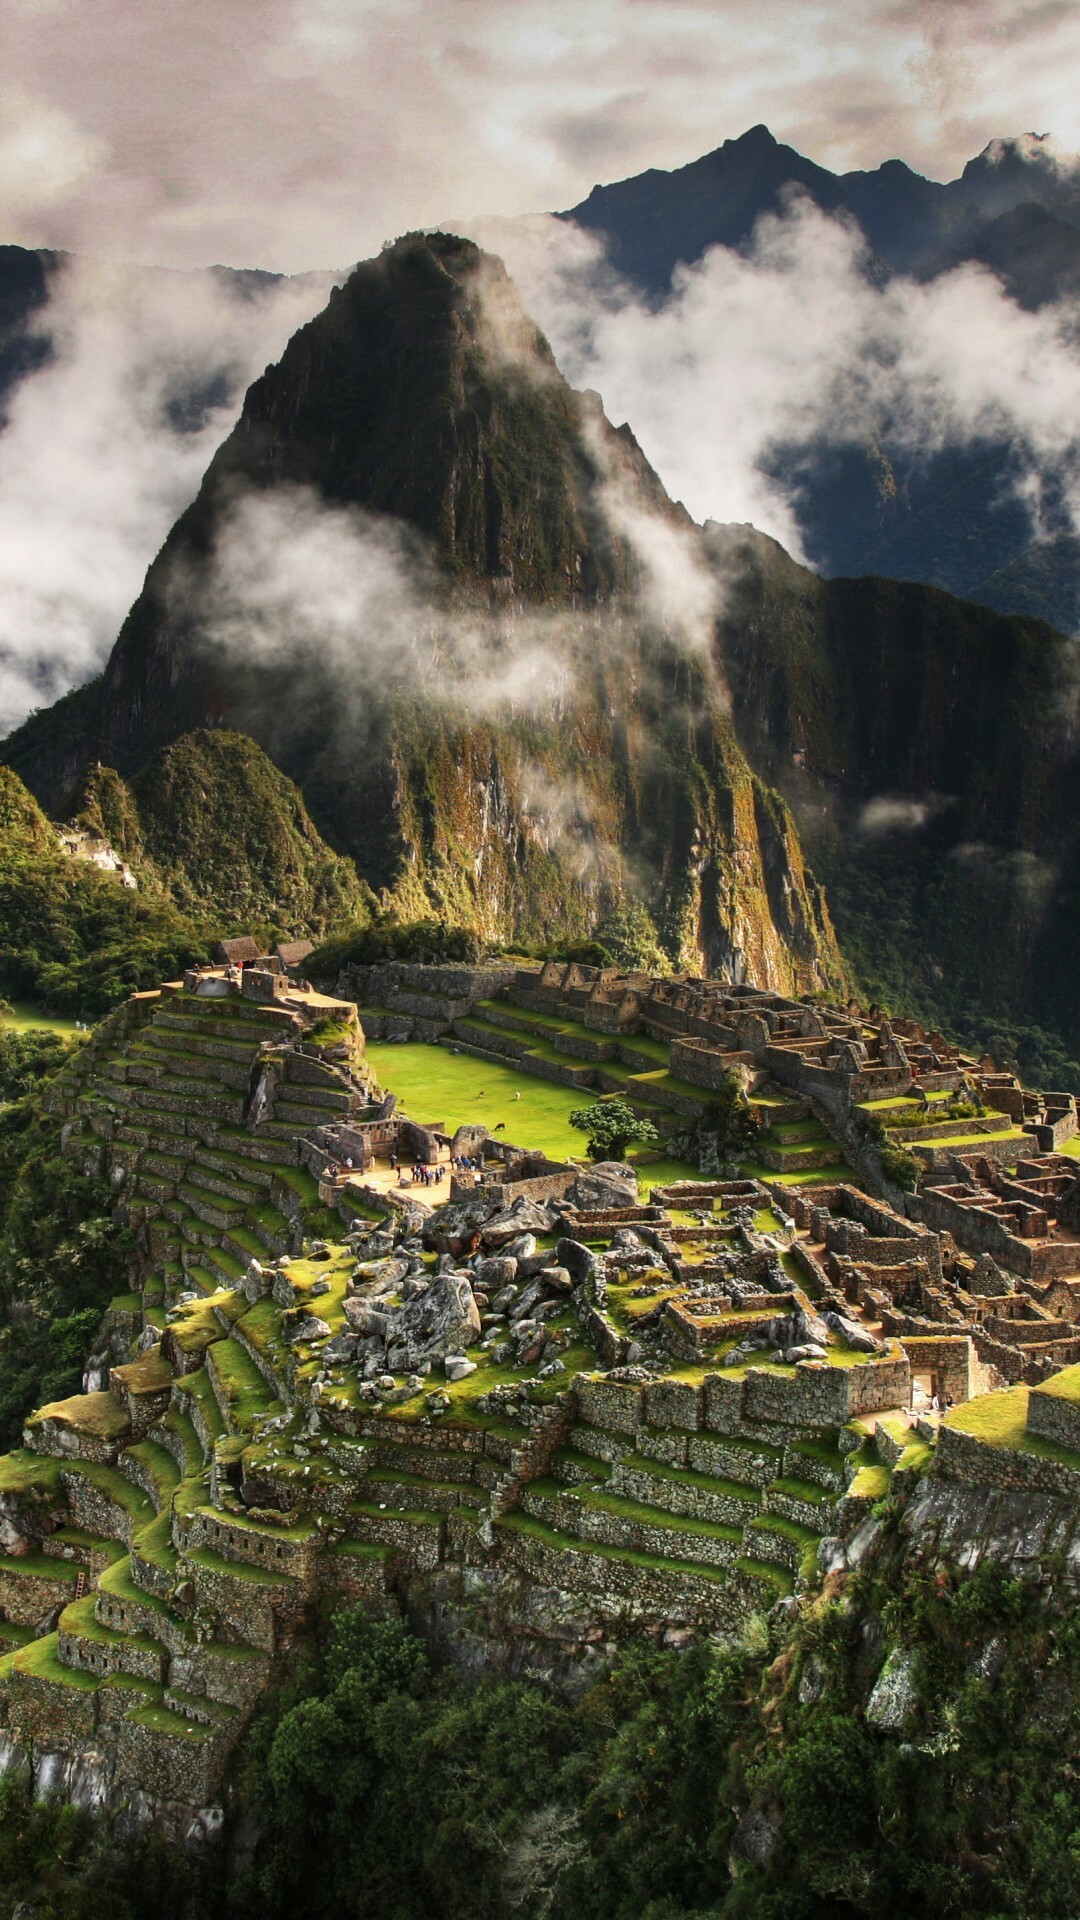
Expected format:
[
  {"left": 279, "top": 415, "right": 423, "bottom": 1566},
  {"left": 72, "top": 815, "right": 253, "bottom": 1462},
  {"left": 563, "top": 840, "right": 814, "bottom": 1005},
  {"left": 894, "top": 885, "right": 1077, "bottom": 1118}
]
[
  {"left": 0, "top": 232, "right": 844, "bottom": 994},
  {"left": 555, "top": 125, "right": 1080, "bottom": 635},
  {"left": 5, "top": 227, "right": 1080, "bottom": 1081}
]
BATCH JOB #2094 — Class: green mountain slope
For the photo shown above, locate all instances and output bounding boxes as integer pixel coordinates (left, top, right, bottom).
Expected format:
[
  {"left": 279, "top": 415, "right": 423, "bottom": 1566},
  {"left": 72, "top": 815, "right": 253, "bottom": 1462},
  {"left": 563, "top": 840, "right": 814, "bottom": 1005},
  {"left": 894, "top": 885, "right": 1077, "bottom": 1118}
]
[{"left": 0, "top": 734, "right": 373, "bottom": 1013}]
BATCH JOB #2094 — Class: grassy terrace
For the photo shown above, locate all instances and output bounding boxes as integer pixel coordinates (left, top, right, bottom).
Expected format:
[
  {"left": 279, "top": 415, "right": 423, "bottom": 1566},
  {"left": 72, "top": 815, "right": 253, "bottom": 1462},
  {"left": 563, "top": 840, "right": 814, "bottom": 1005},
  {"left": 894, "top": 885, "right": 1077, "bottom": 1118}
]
[
  {"left": 1, "top": 1000, "right": 84, "bottom": 1039},
  {"left": 208, "top": 1339, "right": 281, "bottom": 1433},
  {"left": 944, "top": 1384, "right": 1080, "bottom": 1468},
  {"left": 365, "top": 1039, "right": 699, "bottom": 1185},
  {"left": 908, "top": 1126, "right": 1026, "bottom": 1150}
]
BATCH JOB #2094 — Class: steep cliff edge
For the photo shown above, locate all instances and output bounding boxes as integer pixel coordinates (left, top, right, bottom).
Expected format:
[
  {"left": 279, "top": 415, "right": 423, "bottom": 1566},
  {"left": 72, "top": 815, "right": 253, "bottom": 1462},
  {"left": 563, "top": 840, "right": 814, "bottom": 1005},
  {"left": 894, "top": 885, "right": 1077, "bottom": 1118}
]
[{"left": 711, "top": 523, "right": 1080, "bottom": 1069}]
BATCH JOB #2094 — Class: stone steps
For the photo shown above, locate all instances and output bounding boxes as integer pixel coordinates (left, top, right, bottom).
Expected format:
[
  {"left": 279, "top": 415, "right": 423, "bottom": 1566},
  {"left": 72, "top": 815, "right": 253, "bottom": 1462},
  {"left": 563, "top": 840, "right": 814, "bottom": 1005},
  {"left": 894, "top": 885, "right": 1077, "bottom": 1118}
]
[
  {"left": 494, "top": 1510, "right": 742, "bottom": 1607},
  {"left": 120, "top": 1440, "right": 182, "bottom": 1514},
  {"left": 145, "top": 1023, "right": 266, "bottom": 1064},
  {"left": 199, "top": 1245, "right": 247, "bottom": 1289},
  {"left": 185, "top": 1161, "right": 264, "bottom": 1208},
  {"left": 549, "top": 1446, "right": 613, "bottom": 1488},
  {"left": 155, "top": 1009, "right": 285, "bottom": 1049},
  {"left": 214, "top": 1127, "right": 301, "bottom": 1167},
  {"left": 179, "top": 1180, "right": 246, "bottom": 1230},
  {"left": 163, "top": 1683, "right": 240, "bottom": 1729},
  {"left": 276, "top": 1078, "right": 355, "bottom": 1111},
  {"left": 345, "top": 1503, "right": 445, "bottom": 1568},
  {"left": 273, "top": 1096, "right": 352, "bottom": 1129},
  {"left": 762, "top": 1477, "right": 836, "bottom": 1529},
  {"left": 41, "top": 1528, "right": 127, "bottom": 1577},
  {"left": 57, "top": 1594, "right": 166, "bottom": 1683},
  {"left": 129, "top": 1040, "right": 251, "bottom": 1091},
  {"left": 744, "top": 1512, "right": 821, "bottom": 1574},
  {"left": 192, "top": 1144, "right": 274, "bottom": 1191},
  {"left": 784, "top": 1437, "right": 847, "bottom": 1493}
]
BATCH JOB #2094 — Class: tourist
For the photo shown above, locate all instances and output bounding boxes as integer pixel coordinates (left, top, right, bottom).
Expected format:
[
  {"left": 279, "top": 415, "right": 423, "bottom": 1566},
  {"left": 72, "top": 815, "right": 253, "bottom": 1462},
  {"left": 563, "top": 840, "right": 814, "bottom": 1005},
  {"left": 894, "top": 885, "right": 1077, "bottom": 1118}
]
[{"left": 390, "top": 1151, "right": 398, "bottom": 1171}]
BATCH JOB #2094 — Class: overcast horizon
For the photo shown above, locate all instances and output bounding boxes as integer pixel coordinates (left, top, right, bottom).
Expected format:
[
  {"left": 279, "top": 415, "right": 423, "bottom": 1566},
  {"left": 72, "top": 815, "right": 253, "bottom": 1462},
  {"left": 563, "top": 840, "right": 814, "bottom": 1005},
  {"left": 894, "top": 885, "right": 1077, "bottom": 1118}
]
[{"left": 2, "top": 0, "right": 1080, "bottom": 275}]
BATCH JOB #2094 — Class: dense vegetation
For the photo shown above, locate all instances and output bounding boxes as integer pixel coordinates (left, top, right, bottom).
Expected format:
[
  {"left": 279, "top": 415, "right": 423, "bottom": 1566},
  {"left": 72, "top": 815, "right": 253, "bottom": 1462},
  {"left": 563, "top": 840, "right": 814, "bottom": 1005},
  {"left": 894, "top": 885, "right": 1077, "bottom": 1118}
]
[
  {"left": 0, "top": 739, "right": 372, "bottom": 1019},
  {"left": 0, "top": 766, "right": 204, "bottom": 1015},
  {"left": 0, "top": 1018, "right": 80, "bottom": 1103},
  {"left": 569, "top": 1097, "right": 659, "bottom": 1161},
  {"left": 0, "top": 1100, "right": 134, "bottom": 1445},
  {"left": 115, "top": 731, "right": 373, "bottom": 929},
  {"left": 311, "top": 915, "right": 487, "bottom": 978},
  {"left": 0, "top": 1555, "right": 1076, "bottom": 1919}
]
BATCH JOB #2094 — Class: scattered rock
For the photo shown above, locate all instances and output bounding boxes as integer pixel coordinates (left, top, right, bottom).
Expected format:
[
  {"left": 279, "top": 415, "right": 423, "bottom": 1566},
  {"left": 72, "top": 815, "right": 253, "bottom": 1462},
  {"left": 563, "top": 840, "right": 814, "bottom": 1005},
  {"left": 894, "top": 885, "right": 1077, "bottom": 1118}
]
[
  {"left": 444, "top": 1355, "right": 477, "bottom": 1382},
  {"left": 322, "top": 1334, "right": 358, "bottom": 1364},
  {"left": 285, "top": 1315, "right": 331, "bottom": 1345},
  {"left": 823, "top": 1309, "right": 882, "bottom": 1354},
  {"left": 538, "top": 1265, "right": 573, "bottom": 1296},
  {"left": 476, "top": 1256, "right": 517, "bottom": 1291}
]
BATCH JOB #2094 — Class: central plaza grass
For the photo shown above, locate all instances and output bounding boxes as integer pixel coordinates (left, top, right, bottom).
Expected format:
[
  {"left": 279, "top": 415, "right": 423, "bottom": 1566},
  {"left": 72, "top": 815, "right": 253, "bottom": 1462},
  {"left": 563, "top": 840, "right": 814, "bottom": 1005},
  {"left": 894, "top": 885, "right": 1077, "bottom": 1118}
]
[
  {"left": 365, "top": 1039, "right": 699, "bottom": 1185},
  {"left": 1, "top": 999, "right": 83, "bottom": 1039}
]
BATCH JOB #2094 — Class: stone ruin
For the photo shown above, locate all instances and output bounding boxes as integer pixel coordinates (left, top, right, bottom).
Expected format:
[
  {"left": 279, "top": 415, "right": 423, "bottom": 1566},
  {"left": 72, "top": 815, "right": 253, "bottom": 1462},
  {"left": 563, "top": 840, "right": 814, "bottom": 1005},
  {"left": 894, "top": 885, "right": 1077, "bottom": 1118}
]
[{"left": 1, "top": 959, "right": 1080, "bottom": 1829}]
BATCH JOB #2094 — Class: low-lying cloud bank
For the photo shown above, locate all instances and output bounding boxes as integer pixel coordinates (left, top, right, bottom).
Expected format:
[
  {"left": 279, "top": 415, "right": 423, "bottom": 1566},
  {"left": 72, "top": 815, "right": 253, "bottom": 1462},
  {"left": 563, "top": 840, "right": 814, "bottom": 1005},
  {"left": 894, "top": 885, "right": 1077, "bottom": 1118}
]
[
  {"left": 0, "top": 256, "right": 336, "bottom": 735},
  {"left": 478, "top": 198, "right": 1080, "bottom": 568}
]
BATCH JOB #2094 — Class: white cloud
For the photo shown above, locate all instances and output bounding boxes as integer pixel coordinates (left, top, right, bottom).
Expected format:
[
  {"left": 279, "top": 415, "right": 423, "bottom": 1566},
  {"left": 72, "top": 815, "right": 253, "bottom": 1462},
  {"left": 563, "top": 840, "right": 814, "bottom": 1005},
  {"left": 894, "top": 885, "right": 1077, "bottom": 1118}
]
[
  {"left": 0, "top": 0, "right": 1079, "bottom": 271},
  {"left": 477, "top": 196, "right": 1080, "bottom": 567},
  {"left": 858, "top": 794, "right": 953, "bottom": 835},
  {"left": 0, "top": 257, "right": 337, "bottom": 733}
]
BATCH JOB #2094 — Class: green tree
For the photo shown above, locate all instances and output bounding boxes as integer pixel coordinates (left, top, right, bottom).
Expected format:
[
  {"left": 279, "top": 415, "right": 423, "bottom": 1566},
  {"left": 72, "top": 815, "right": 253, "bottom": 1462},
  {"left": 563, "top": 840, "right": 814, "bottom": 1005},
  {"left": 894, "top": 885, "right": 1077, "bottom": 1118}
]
[
  {"left": 592, "top": 901, "right": 671, "bottom": 974},
  {"left": 568, "top": 1098, "right": 659, "bottom": 1162},
  {"left": 699, "top": 1075, "right": 759, "bottom": 1160}
]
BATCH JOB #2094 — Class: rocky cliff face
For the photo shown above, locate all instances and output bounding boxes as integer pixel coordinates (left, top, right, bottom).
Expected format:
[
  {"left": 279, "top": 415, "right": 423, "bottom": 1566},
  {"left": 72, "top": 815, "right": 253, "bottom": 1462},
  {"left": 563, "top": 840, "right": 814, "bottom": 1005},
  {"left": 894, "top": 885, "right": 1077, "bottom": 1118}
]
[
  {"left": 712, "top": 523, "right": 1080, "bottom": 1062},
  {"left": 0, "top": 233, "right": 845, "bottom": 993}
]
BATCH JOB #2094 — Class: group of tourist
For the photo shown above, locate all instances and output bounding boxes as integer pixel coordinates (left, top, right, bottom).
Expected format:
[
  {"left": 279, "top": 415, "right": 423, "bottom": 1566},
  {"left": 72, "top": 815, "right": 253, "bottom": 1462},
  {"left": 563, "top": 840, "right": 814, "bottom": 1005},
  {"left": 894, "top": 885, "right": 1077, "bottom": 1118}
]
[{"left": 396, "top": 1161, "right": 443, "bottom": 1188}]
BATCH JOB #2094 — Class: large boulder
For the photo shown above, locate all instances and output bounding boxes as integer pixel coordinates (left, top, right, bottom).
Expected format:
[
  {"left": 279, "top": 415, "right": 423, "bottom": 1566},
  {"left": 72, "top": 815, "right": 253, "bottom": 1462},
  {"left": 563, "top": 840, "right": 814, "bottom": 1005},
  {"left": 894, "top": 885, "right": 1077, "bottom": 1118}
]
[
  {"left": 381, "top": 1273, "right": 482, "bottom": 1365},
  {"left": 479, "top": 1196, "right": 559, "bottom": 1247},
  {"left": 823, "top": 1309, "right": 882, "bottom": 1354},
  {"left": 567, "top": 1162, "right": 639, "bottom": 1210},
  {"left": 451, "top": 1123, "right": 491, "bottom": 1160},
  {"left": 423, "top": 1194, "right": 499, "bottom": 1257}
]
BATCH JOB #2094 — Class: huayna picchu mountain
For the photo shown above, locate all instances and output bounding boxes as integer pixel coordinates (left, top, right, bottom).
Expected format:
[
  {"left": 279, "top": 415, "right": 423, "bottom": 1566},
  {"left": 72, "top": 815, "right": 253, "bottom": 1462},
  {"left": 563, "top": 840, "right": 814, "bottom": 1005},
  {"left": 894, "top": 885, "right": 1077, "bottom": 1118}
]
[
  {"left": 0, "top": 232, "right": 845, "bottom": 995},
  {"left": 7, "top": 227, "right": 1080, "bottom": 1070}
]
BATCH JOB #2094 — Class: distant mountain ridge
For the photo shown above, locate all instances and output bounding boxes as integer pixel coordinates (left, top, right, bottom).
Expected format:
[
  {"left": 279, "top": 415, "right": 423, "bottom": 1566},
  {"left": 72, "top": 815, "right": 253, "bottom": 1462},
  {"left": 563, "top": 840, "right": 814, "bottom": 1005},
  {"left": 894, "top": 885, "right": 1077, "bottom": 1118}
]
[
  {"left": 562, "top": 123, "right": 1080, "bottom": 299},
  {"left": 562, "top": 125, "right": 1080, "bottom": 635}
]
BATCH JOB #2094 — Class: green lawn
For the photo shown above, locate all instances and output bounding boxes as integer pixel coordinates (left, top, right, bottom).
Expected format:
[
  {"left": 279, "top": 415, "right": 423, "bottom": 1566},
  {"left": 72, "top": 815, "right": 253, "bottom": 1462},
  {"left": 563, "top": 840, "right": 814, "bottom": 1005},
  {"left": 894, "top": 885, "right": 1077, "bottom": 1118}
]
[
  {"left": 1, "top": 1000, "right": 84, "bottom": 1039},
  {"left": 366, "top": 1040, "right": 696, "bottom": 1184}
]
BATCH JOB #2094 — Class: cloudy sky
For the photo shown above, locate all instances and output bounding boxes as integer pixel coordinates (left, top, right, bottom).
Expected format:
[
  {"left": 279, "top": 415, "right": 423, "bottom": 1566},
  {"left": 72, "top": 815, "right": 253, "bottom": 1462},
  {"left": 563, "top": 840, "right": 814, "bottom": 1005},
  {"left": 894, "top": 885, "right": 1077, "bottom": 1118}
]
[{"left": 2, "top": 0, "right": 1079, "bottom": 272}]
